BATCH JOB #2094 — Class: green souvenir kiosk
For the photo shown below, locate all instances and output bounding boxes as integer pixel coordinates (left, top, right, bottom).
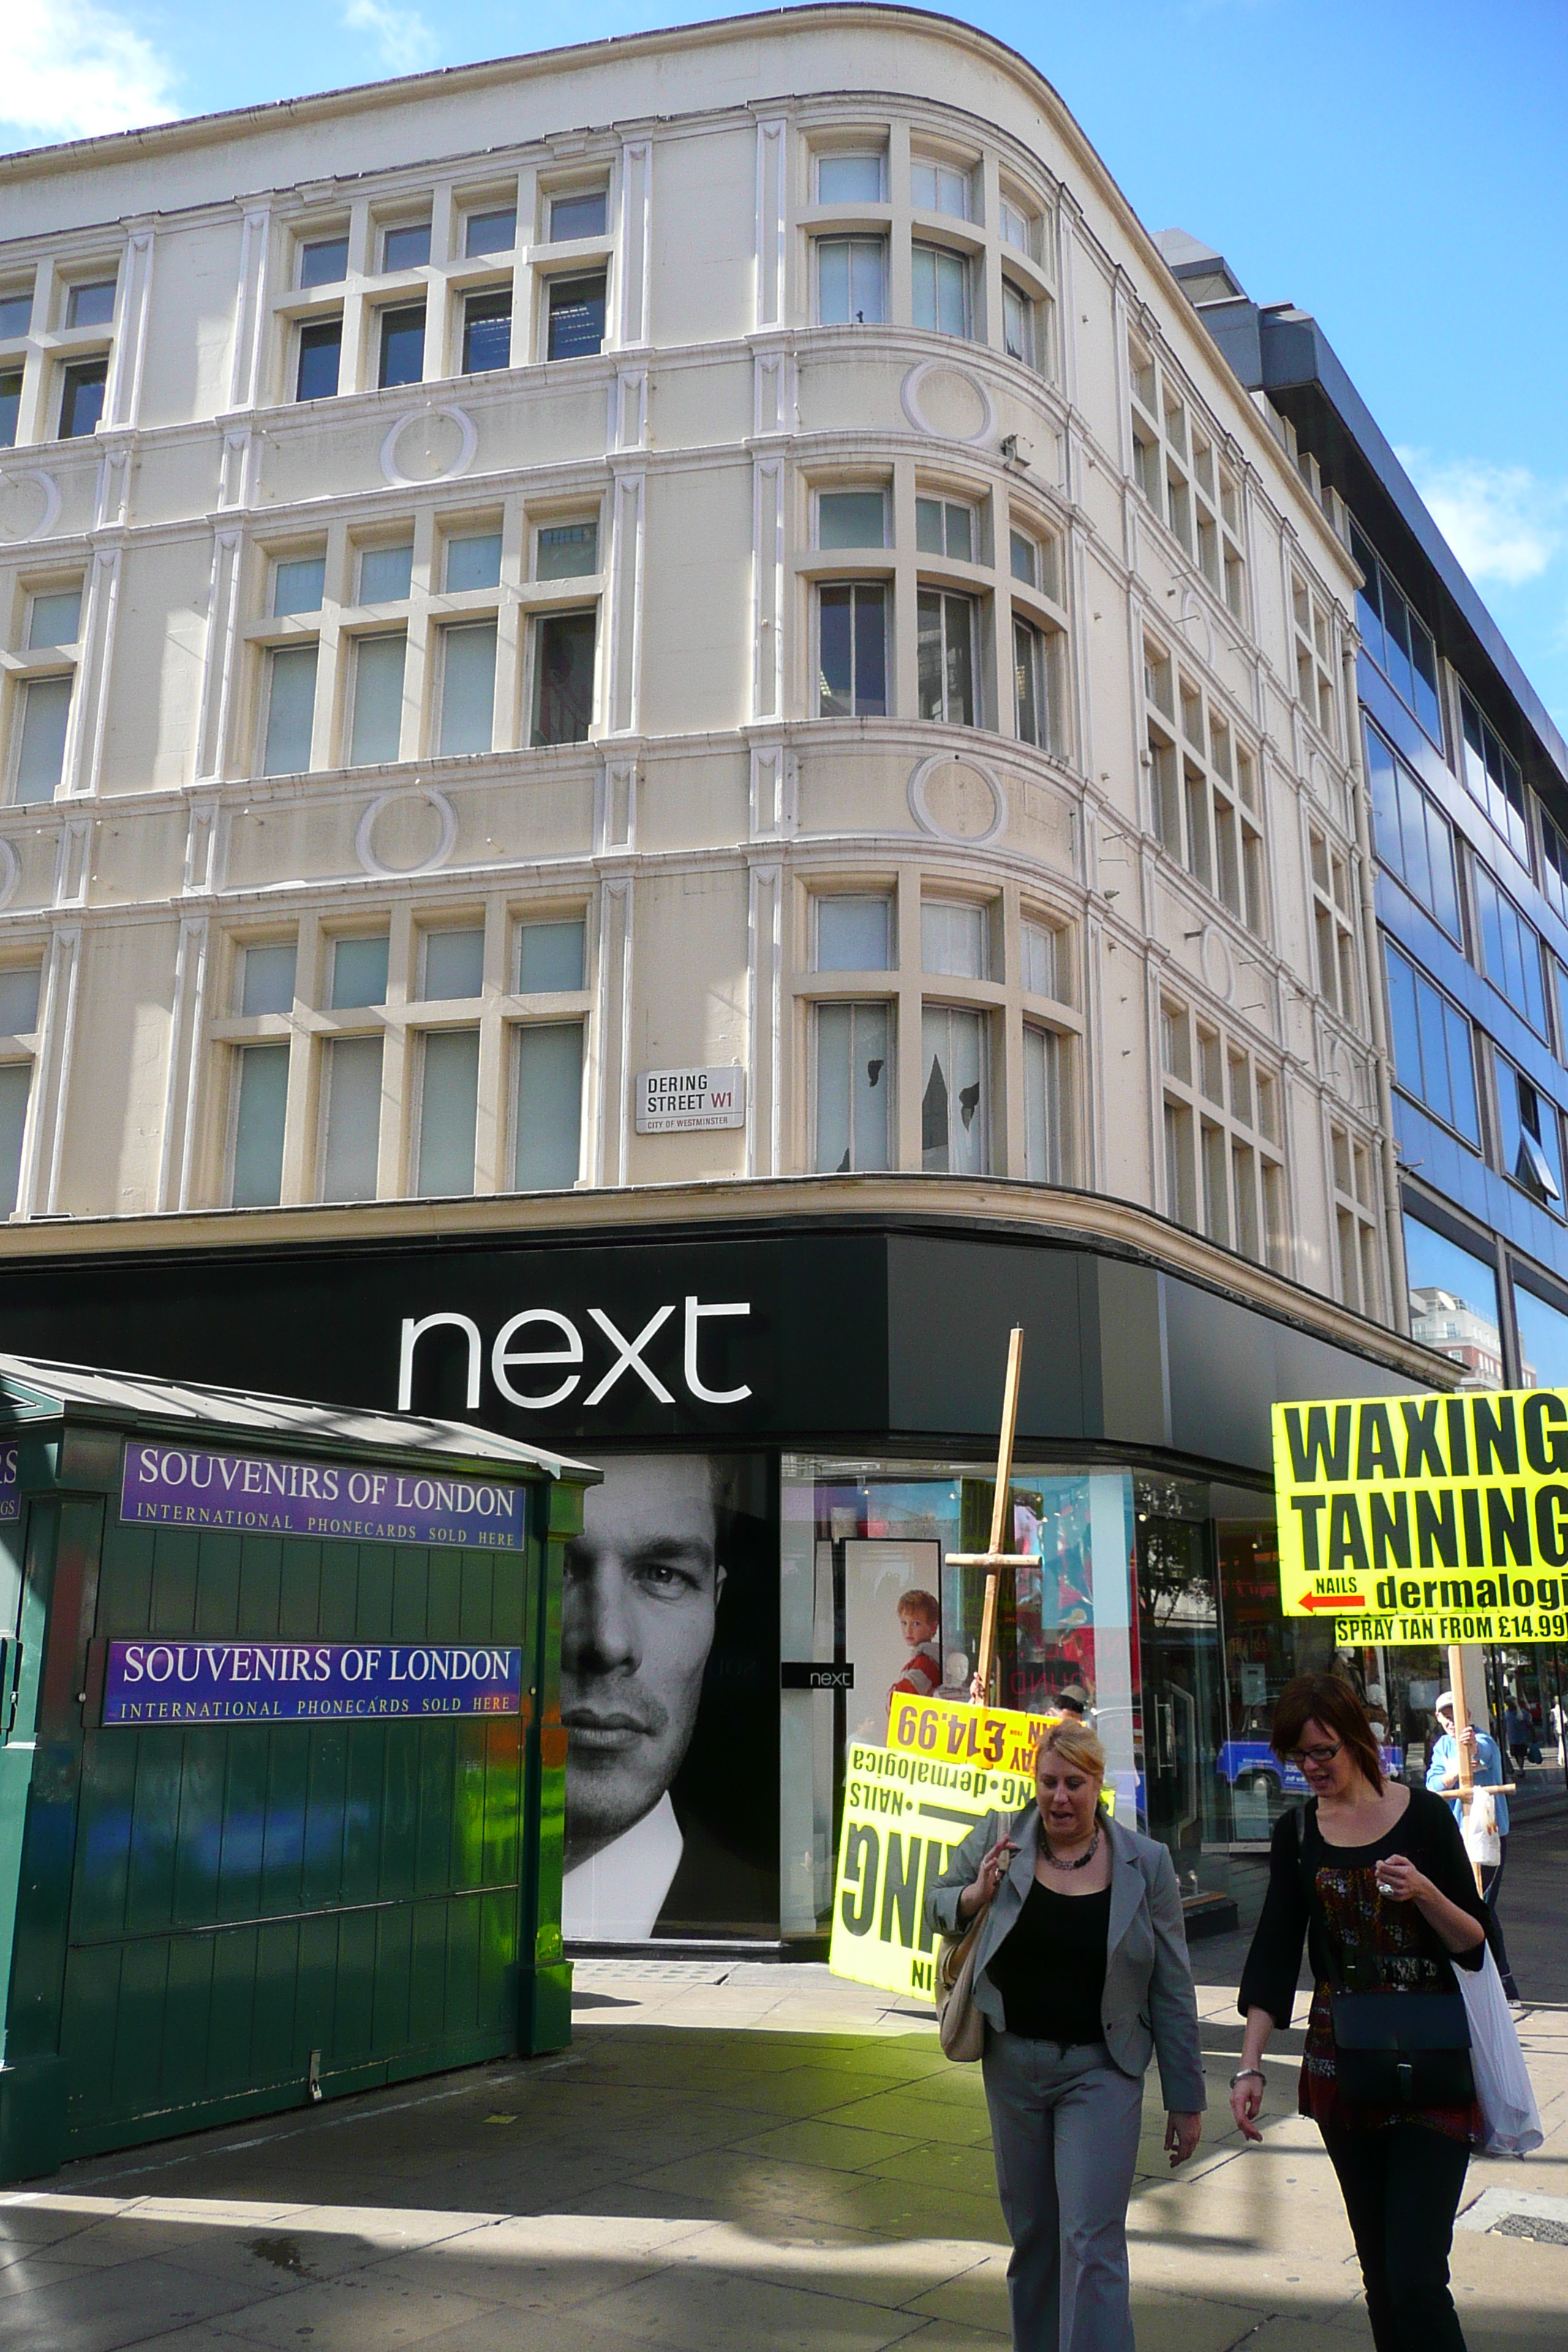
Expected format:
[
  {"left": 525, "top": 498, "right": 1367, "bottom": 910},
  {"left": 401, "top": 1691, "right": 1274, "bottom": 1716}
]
[{"left": 0, "top": 1355, "right": 598, "bottom": 2182}]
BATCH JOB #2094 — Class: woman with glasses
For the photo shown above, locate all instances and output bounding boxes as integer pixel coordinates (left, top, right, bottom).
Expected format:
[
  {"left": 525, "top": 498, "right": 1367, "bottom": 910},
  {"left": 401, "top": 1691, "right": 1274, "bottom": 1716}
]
[{"left": 1230, "top": 1675, "right": 1488, "bottom": 2352}]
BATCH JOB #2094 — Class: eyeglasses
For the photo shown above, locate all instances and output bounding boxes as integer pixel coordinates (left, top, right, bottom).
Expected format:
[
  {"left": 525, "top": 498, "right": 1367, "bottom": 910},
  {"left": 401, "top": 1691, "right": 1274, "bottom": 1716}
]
[{"left": 1285, "top": 1740, "right": 1343, "bottom": 1768}]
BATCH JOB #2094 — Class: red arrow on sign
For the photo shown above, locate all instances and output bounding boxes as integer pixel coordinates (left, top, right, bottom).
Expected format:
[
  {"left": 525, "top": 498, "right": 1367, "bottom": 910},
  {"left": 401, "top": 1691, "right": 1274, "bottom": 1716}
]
[{"left": 1300, "top": 1593, "right": 1367, "bottom": 1612}]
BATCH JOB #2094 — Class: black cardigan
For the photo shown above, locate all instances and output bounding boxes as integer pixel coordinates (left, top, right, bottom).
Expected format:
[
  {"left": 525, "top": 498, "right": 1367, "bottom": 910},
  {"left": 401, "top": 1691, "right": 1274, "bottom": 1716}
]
[{"left": 1237, "top": 1786, "right": 1489, "bottom": 2029}]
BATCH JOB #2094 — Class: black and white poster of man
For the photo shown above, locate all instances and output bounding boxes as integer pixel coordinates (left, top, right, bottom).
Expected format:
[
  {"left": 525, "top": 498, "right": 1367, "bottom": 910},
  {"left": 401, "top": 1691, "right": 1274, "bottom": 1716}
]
[{"left": 561, "top": 1451, "right": 779, "bottom": 1940}]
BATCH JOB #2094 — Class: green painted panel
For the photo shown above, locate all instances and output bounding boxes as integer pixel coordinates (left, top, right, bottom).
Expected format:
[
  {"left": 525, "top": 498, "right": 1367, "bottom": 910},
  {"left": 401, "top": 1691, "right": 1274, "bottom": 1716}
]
[
  {"left": 339, "top": 1725, "right": 386, "bottom": 1905},
  {"left": 371, "top": 1901, "right": 412, "bottom": 2055},
  {"left": 192, "top": 1531, "right": 241, "bottom": 1635},
  {"left": 378, "top": 1727, "right": 419, "bottom": 1901},
  {"left": 215, "top": 1727, "right": 269, "bottom": 1916},
  {"left": 259, "top": 1728, "right": 309, "bottom": 1912},
  {"left": 69, "top": 1732, "right": 136, "bottom": 1942},
  {"left": 206, "top": 1926, "right": 259, "bottom": 2096},
  {"left": 249, "top": 1920, "right": 301, "bottom": 2088},
  {"left": 110, "top": 1939, "right": 170, "bottom": 2118},
  {"left": 170, "top": 1729, "right": 227, "bottom": 1925},
  {"left": 442, "top": 1884, "right": 482, "bottom": 2038},
  {"left": 477, "top": 1887, "right": 518, "bottom": 2033},
  {"left": 122, "top": 1730, "right": 185, "bottom": 1933},
  {"left": 332, "top": 1907, "right": 377, "bottom": 2065},
  {"left": 426, "top": 1547, "right": 461, "bottom": 1642},
  {"left": 353, "top": 1542, "right": 393, "bottom": 1640},
  {"left": 61, "top": 1944, "right": 121, "bottom": 2127},
  {"left": 293, "top": 1912, "right": 339, "bottom": 2069},
  {"left": 159, "top": 1934, "right": 216, "bottom": 2110},
  {"left": 148, "top": 1529, "right": 200, "bottom": 1632},
  {"left": 301, "top": 1725, "right": 348, "bottom": 1907},
  {"left": 414, "top": 1722, "right": 454, "bottom": 1894},
  {"left": 278, "top": 1538, "right": 323, "bottom": 1638},
  {"left": 236, "top": 1534, "right": 284, "bottom": 1635},
  {"left": 317, "top": 1541, "right": 357, "bottom": 1640},
  {"left": 407, "top": 1899, "right": 447, "bottom": 2046},
  {"left": 391, "top": 1544, "right": 426, "bottom": 1639},
  {"left": 97, "top": 1524, "right": 156, "bottom": 1634}
]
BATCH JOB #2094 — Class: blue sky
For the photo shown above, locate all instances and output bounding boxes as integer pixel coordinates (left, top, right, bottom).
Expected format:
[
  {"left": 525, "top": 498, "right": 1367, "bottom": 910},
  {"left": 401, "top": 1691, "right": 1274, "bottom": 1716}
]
[{"left": 9, "top": 1, "right": 1568, "bottom": 732}]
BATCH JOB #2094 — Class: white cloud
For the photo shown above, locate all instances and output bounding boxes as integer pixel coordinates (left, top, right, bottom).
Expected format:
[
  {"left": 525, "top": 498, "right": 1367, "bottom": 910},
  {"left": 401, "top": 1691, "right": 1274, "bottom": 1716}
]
[
  {"left": 2, "top": 4, "right": 180, "bottom": 145},
  {"left": 340, "top": 0, "right": 440, "bottom": 75},
  {"left": 1398, "top": 448, "right": 1566, "bottom": 589}
]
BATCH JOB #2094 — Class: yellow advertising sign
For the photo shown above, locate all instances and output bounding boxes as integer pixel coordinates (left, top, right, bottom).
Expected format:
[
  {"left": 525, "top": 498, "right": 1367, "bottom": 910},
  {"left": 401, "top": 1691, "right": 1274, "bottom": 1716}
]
[
  {"left": 886, "top": 1691, "right": 1056, "bottom": 1774},
  {"left": 829, "top": 1741, "right": 1036, "bottom": 2000},
  {"left": 1273, "top": 1387, "right": 1568, "bottom": 1646}
]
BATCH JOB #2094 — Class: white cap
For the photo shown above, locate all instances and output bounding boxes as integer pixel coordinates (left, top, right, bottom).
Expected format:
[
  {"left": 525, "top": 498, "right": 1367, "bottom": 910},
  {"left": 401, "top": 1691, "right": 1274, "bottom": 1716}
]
[{"left": 1436, "top": 1691, "right": 1455, "bottom": 1714}]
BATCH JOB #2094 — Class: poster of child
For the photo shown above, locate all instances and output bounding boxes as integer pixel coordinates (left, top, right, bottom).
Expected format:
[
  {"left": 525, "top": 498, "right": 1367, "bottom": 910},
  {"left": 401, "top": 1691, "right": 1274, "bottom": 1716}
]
[{"left": 889, "top": 1587, "right": 943, "bottom": 1705}]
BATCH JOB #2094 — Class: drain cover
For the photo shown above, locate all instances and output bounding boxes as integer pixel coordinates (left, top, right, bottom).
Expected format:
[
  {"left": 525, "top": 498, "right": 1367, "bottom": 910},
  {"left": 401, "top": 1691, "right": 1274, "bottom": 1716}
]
[{"left": 1495, "top": 2213, "right": 1568, "bottom": 2247}]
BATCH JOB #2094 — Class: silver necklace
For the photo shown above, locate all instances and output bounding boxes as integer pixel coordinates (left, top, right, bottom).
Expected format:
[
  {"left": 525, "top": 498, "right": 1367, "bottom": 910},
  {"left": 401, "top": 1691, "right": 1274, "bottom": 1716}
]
[{"left": 1044, "top": 1827, "right": 1101, "bottom": 1872}]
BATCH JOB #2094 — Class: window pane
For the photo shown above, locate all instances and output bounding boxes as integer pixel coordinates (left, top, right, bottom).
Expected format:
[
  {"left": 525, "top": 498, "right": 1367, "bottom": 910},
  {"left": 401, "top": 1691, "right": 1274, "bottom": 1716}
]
[
  {"left": 0, "top": 373, "right": 21, "bottom": 451},
  {"left": 462, "top": 292, "right": 511, "bottom": 374},
  {"left": 1381, "top": 574, "right": 1415, "bottom": 709},
  {"left": 518, "top": 919, "right": 585, "bottom": 993},
  {"left": 1023, "top": 1025, "right": 1060, "bottom": 1182},
  {"left": 417, "top": 1029, "right": 480, "bottom": 1197},
  {"left": 513, "top": 1024, "right": 582, "bottom": 1188},
  {"left": 15, "top": 676, "right": 72, "bottom": 803},
  {"left": 67, "top": 279, "right": 116, "bottom": 328},
  {"left": 331, "top": 935, "right": 389, "bottom": 1010},
  {"left": 359, "top": 542, "right": 413, "bottom": 603},
  {"left": 383, "top": 222, "right": 431, "bottom": 271},
  {"left": 536, "top": 521, "right": 599, "bottom": 579},
  {"left": 818, "top": 490, "right": 886, "bottom": 549},
  {"left": 1410, "top": 613, "right": 1442, "bottom": 742},
  {"left": 912, "top": 244, "right": 966, "bottom": 336},
  {"left": 815, "top": 1002, "right": 889, "bottom": 1172},
  {"left": 942, "top": 592, "right": 973, "bottom": 724},
  {"left": 0, "top": 966, "right": 40, "bottom": 1034},
  {"left": 59, "top": 360, "right": 108, "bottom": 439},
  {"left": 379, "top": 305, "right": 426, "bottom": 389},
  {"left": 262, "top": 645, "right": 317, "bottom": 776},
  {"left": 1010, "top": 529, "right": 1037, "bottom": 587},
  {"left": 915, "top": 498, "right": 945, "bottom": 555},
  {"left": 921, "top": 1005, "right": 987, "bottom": 1174},
  {"left": 295, "top": 321, "right": 341, "bottom": 401},
  {"left": 349, "top": 633, "right": 406, "bottom": 766},
  {"left": 321, "top": 1036, "right": 382, "bottom": 1202},
  {"left": 439, "top": 622, "right": 497, "bottom": 755},
  {"left": 551, "top": 190, "right": 607, "bottom": 241},
  {"left": 1020, "top": 920, "right": 1058, "bottom": 998},
  {"left": 922, "top": 900, "right": 987, "bottom": 979},
  {"left": 1393, "top": 764, "right": 1433, "bottom": 913},
  {"left": 818, "top": 154, "right": 882, "bottom": 203},
  {"left": 423, "top": 928, "right": 485, "bottom": 1000},
  {"left": 1383, "top": 943, "right": 1421, "bottom": 1098},
  {"left": 1514, "top": 1283, "right": 1568, "bottom": 1387},
  {"left": 1442, "top": 997, "right": 1479, "bottom": 1142},
  {"left": 917, "top": 588, "right": 944, "bottom": 718},
  {"left": 28, "top": 588, "right": 82, "bottom": 647},
  {"left": 272, "top": 557, "right": 325, "bottom": 618},
  {"left": 0, "top": 290, "right": 34, "bottom": 339},
  {"left": 943, "top": 504, "right": 972, "bottom": 562},
  {"left": 818, "top": 583, "right": 853, "bottom": 717},
  {"left": 1014, "top": 617, "right": 1042, "bottom": 746},
  {"left": 299, "top": 237, "right": 348, "bottom": 289},
  {"left": 818, "top": 239, "right": 851, "bottom": 324},
  {"left": 1003, "top": 282, "right": 1033, "bottom": 366},
  {"left": 1350, "top": 521, "right": 1386, "bottom": 674},
  {"left": 0, "top": 1063, "right": 29, "bottom": 1217},
  {"left": 818, "top": 896, "right": 890, "bottom": 972},
  {"left": 465, "top": 208, "right": 516, "bottom": 257},
  {"left": 445, "top": 532, "right": 502, "bottom": 592},
  {"left": 853, "top": 584, "right": 886, "bottom": 715},
  {"left": 532, "top": 611, "right": 595, "bottom": 745},
  {"left": 546, "top": 274, "right": 606, "bottom": 360},
  {"left": 1413, "top": 969, "right": 1455, "bottom": 1128},
  {"left": 818, "top": 238, "right": 884, "bottom": 325},
  {"left": 241, "top": 941, "right": 295, "bottom": 1017},
  {"left": 1403, "top": 1213, "right": 1502, "bottom": 1384},
  {"left": 230, "top": 1042, "right": 288, "bottom": 1208},
  {"left": 1364, "top": 723, "right": 1400, "bottom": 868}
]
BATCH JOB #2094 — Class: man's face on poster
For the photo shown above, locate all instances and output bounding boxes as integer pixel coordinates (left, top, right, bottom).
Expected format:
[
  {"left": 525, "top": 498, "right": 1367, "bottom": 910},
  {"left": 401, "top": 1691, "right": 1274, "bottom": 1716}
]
[{"left": 561, "top": 1455, "right": 724, "bottom": 1867}]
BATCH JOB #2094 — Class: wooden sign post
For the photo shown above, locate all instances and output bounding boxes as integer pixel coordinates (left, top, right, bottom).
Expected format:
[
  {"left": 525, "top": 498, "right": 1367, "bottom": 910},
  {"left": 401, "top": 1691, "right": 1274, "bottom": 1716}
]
[
  {"left": 1446, "top": 1641, "right": 1513, "bottom": 1895},
  {"left": 946, "top": 1326, "right": 1041, "bottom": 1706}
]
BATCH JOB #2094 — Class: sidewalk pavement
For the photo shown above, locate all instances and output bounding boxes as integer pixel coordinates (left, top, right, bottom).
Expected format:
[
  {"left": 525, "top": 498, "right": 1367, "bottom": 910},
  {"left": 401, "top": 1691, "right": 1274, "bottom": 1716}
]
[{"left": 2, "top": 1959, "right": 1565, "bottom": 2352}]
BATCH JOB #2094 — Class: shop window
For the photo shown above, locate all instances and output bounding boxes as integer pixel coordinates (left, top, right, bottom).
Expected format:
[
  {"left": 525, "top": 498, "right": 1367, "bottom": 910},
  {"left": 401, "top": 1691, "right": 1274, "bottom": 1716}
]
[
  {"left": 817, "top": 582, "right": 886, "bottom": 717},
  {"left": 532, "top": 611, "right": 595, "bottom": 745},
  {"left": 239, "top": 941, "right": 295, "bottom": 1017},
  {"left": 271, "top": 554, "right": 325, "bottom": 618},
  {"left": 536, "top": 519, "right": 599, "bottom": 579},
  {"left": 298, "top": 235, "right": 348, "bottom": 289},
  {"left": 1513, "top": 1278, "right": 1568, "bottom": 1387},
  {"left": 816, "top": 237, "right": 886, "bottom": 325},
  {"left": 911, "top": 244, "right": 968, "bottom": 339},
  {"left": 422, "top": 927, "right": 484, "bottom": 1000},
  {"left": 513, "top": 1022, "right": 583, "bottom": 1188},
  {"left": 465, "top": 208, "right": 516, "bottom": 258},
  {"left": 416, "top": 1029, "right": 480, "bottom": 1196},
  {"left": 229, "top": 1043, "right": 289, "bottom": 1210},
  {"left": 437, "top": 622, "right": 497, "bottom": 755},
  {"left": 1363, "top": 719, "right": 1459, "bottom": 939},
  {"left": 916, "top": 589, "right": 976, "bottom": 727},
  {"left": 814, "top": 1001, "right": 890, "bottom": 1172},
  {"left": 1023, "top": 1025, "right": 1063, "bottom": 1183},
  {"left": 295, "top": 319, "right": 342, "bottom": 402},
  {"left": 461, "top": 291, "right": 511, "bottom": 374},
  {"left": 1403, "top": 1211, "right": 1503, "bottom": 1385},
  {"left": 817, "top": 489, "right": 887, "bottom": 549},
  {"left": 382, "top": 222, "right": 431, "bottom": 273},
  {"left": 816, "top": 895, "right": 891, "bottom": 973},
  {"left": 518, "top": 918, "right": 585, "bottom": 993},
  {"left": 921, "top": 1004, "right": 987, "bottom": 1174},
  {"left": 378, "top": 305, "right": 426, "bottom": 389},
  {"left": 347, "top": 633, "right": 407, "bottom": 766},
  {"left": 922, "top": 899, "right": 988, "bottom": 980},
  {"left": 261, "top": 644, "right": 317, "bottom": 776},
  {"left": 58, "top": 358, "right": 108, "bottom": 440},
  {"left": 359, "top": 542, "right": 413, "bottom": 603},
  {"left": 320, "top": 1036, "right": 383, "bottom": 1202},
  {"left": 1494, "top": 1049, "right": 1565, "bottom": 1214},
  {"left": 445, "top": 532, "right": 502, "bottom": 592},
  {"left": 1473, "top": 861, "right": 1547, "bottom": 1036},
  {"left": 817, "top": 152, "right": 885, "bottom": 204},
  {"left": 549, "top": 189, "right": 607, "bottom": 242},
  {"left": 10, "top": 676, "right": 71, "bottom": 804},
  {"left": 331, "top": 933, "right": 389, "bottom": 1010},
  {"left": 546, "top": 274, "right": 606, "bottom": 361},
  {"left": 1383, "top": 941, "right": 1480, "bottom": 1145}
]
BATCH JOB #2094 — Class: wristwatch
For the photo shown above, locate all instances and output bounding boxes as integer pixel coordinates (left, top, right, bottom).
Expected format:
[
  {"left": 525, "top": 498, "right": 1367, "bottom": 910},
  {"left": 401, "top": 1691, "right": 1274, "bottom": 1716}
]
[{"left": 1230, "top": 2067, "right": 1264, "bottom": 2089}]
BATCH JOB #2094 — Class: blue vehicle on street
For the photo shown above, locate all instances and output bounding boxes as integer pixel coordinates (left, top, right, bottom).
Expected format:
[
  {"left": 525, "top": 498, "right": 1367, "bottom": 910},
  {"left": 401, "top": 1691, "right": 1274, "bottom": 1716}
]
[{"left": 1217, "top": 1738, "right": 1403, "bottom": 1798}]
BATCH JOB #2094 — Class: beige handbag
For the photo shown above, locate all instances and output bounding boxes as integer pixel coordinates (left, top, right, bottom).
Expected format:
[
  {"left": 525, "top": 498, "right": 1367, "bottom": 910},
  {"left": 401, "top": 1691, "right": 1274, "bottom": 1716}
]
[{"left": 935, "top": 1905, "right": 990, "bottom": 2062}]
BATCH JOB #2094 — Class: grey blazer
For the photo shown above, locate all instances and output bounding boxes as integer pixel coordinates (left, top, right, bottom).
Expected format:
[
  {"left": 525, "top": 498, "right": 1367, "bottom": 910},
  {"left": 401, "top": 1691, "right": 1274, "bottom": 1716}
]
[{"left": 927, "top": 1803, "right": 1206, "bottom": 2114}]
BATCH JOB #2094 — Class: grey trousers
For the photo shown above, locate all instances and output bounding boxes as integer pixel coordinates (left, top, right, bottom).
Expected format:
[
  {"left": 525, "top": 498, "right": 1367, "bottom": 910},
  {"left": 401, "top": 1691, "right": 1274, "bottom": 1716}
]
[{"left": 981, "top": 2029, "right": 1145, "bottom": 2352}]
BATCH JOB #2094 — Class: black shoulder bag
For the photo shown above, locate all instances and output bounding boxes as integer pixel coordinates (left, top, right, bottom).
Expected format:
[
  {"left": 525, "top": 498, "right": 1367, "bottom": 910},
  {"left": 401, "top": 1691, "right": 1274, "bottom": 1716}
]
[{"left": 1294, "top": 1806, "right": 1474, "bottom": 2111}]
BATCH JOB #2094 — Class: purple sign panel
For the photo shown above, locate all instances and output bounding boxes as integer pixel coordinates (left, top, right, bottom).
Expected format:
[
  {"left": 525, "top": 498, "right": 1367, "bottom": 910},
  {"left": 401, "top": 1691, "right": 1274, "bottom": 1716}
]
[
  {"left": 120, "top": 1442, "right": 527, "bottom": 1551},
  {"left": 102, "top": 1640, "right": 524, "bottom": 1723},
  {"left": 0, "top": 1441, "right": 16, "bottom": 1522}
]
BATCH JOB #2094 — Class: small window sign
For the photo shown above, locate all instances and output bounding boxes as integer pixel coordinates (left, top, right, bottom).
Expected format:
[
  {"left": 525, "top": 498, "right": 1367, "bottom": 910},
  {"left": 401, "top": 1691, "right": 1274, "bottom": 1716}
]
[{"left": 636, "top": 1064, "right": 746, "bottom": 1134}]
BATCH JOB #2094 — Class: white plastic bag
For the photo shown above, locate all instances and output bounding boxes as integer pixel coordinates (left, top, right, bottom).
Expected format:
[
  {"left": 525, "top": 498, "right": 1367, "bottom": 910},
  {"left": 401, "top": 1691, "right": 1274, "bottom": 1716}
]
[
  {"left": 1463, "top": 1787, "right": 1501, "bottom": 1870},
  {"left": 1456, "top": 1946, "right": 1542, "bottom": 2156}
]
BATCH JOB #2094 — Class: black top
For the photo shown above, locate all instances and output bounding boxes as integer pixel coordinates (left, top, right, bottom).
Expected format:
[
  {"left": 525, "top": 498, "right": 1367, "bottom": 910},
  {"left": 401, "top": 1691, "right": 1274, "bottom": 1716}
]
[
  {"left": 1237, "top": 1785, "right": 1488, "bottom": 2028},
  {"left": 987, "top": 1877, "right": 1111, "bottom": 2043}
]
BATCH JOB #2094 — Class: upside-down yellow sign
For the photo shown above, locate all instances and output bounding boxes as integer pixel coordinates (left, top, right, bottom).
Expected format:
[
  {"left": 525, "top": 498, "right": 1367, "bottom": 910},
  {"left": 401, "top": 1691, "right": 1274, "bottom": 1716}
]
[{"left": 1274, "top": 1388, "right": 1568, "bottom": 1645}]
